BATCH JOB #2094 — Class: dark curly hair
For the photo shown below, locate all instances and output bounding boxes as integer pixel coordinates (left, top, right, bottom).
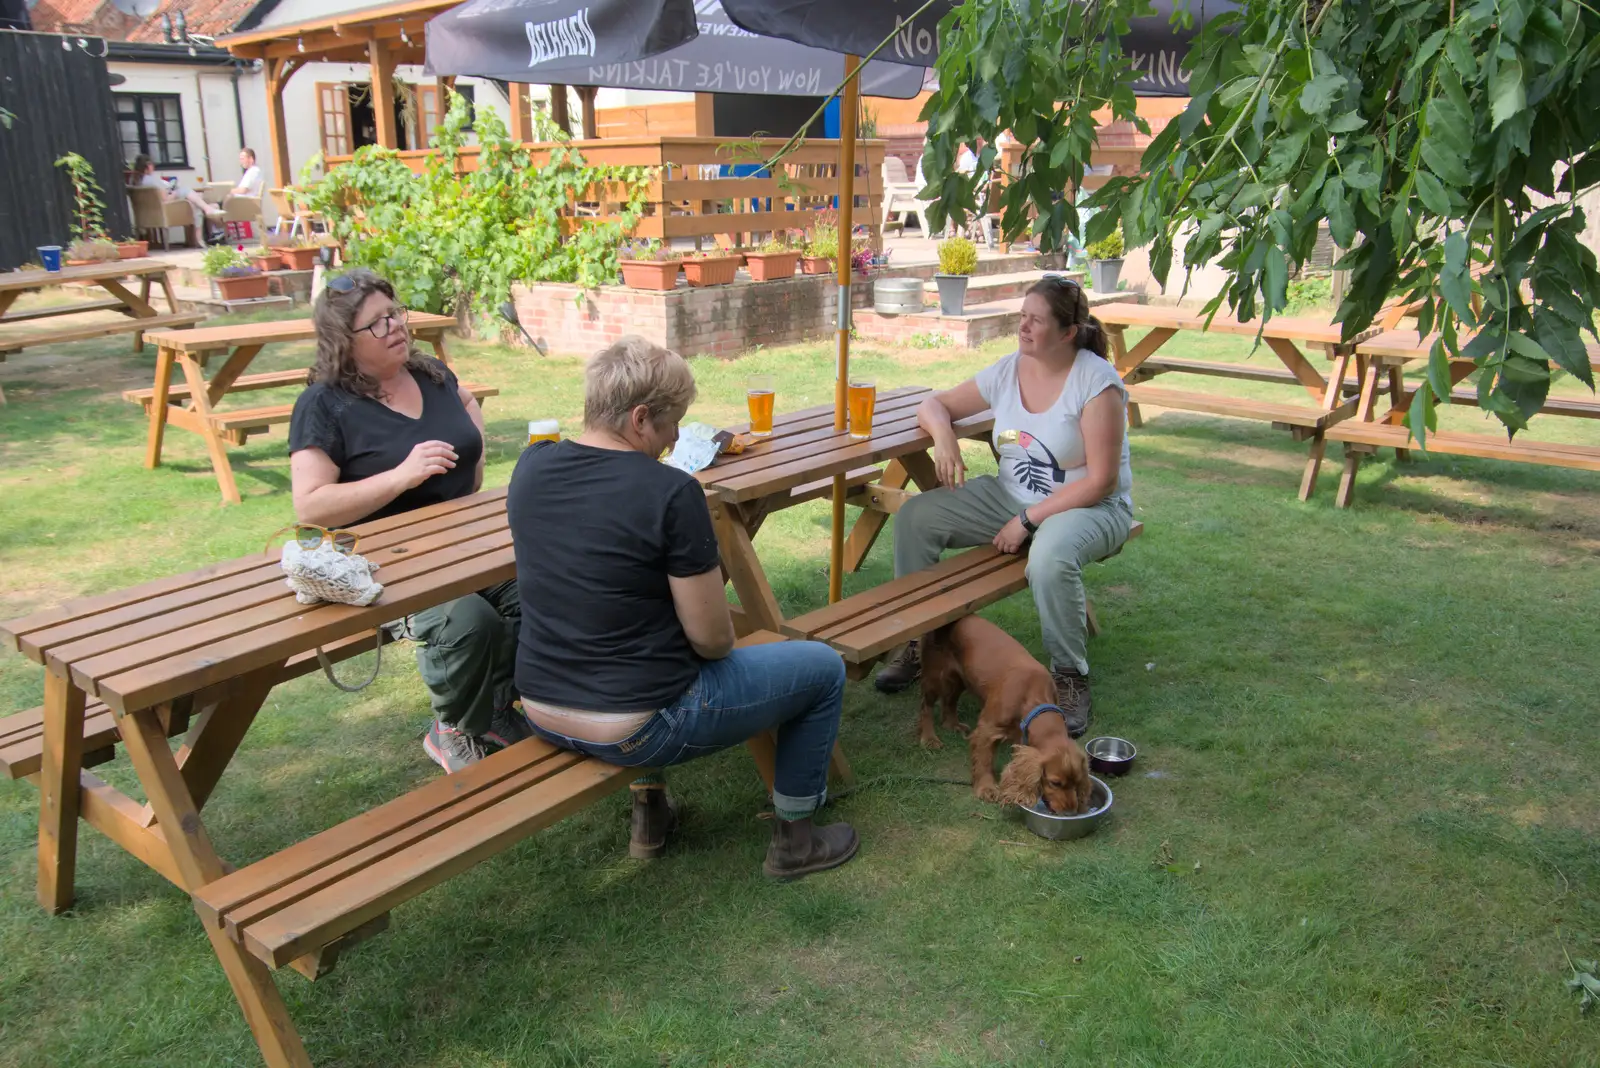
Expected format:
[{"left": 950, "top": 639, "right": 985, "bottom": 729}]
[
  {"left": 1026, "top": 275, "right": 1108, "bottom": 359},
  {"left": 309, "top": 268, "right": 446, "bottom": 397}
]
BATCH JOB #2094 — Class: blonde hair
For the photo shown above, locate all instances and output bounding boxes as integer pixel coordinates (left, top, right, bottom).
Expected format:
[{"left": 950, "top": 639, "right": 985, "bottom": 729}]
[{"left": 584, "top": 336, "right": 696, "bottom": 432}]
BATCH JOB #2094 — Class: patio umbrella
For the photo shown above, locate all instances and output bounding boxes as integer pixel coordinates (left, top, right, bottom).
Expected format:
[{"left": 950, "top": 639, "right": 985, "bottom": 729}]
[{"left": 426, "top": 0, "right": 925, "bottom": 98}]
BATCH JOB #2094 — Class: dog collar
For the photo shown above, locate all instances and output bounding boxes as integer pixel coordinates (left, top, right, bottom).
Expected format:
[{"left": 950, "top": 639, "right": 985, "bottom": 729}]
[{"left": 1020, "top": 703, "right": 1068, "bottom": 744}]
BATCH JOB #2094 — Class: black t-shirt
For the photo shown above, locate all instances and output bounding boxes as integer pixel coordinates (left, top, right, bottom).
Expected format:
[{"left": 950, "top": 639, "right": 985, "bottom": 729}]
[
  {"left": 287, "top": 359, "right": 482, "bottom": 524},
  {"left": 507, "top": 440, "right": 722, "bottom": 712}
]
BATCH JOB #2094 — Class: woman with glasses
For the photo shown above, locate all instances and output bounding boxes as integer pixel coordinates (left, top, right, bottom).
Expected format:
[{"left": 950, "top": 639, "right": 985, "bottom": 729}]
[
  {"left": 288, "top": 268, "right": 527, "bottom": 773},
  {"left": 873, "top": 277, "right": 1135, "bottom": 737}
]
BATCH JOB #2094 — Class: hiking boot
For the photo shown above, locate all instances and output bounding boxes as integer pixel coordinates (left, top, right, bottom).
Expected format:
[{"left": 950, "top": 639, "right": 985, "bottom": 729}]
[
  {"left": 874, "top": 639, "right": 920, "bottom": 694},
  {"left": 763, "top": 816, "right": 859, "bottom": 881},
  {"left": 1050, "top": 668, "right": 1092, "bottom": 738},
  {"left": 423, "top": 719, "right": 491, "bottom": 774},
  {"left": 628, "top": 784, "right": 679, "bottom": 860},
  {"left": 483, "top": 702, "right": 534, "bottom": 750}
]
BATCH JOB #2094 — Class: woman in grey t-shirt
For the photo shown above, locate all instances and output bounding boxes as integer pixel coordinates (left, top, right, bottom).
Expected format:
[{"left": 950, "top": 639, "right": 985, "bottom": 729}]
[{"left": 875, "top": 276, "right": 1134, "bottom": 735}]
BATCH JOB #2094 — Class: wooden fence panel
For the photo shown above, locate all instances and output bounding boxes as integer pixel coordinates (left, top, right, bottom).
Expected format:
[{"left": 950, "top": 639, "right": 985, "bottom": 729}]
[{"left": 0, "top": 30, "right": 132, "bottom": 270}]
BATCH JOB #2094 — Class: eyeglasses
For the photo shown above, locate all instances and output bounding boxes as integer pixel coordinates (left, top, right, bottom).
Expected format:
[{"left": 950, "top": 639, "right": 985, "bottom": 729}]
[
  {"left": 265, "top": 523, "right": 360, "bottom": 557},
  {"left": 355, "top": 305, "right": 408, "bottom": 339}
]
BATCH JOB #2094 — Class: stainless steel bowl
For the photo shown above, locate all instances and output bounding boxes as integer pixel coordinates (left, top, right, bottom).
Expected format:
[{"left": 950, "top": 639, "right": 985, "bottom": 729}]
[
  {"left": 1019, "top": 775, "right": 1112, "bottom": 841},
  {"left": 1085, "top": 736, "right": 1137, "bottom": 777}
]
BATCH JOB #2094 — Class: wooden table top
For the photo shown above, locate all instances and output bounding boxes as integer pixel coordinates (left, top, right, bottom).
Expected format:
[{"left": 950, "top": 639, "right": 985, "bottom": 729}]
[
  {"left": 1094, "top": 301, "right": 1373, "bottom": 346},
  {"left": 696, "top": 386, "right": 994, "bottom": 504},
  {"left": 0, "top": 490, "right": 513, "bottom": 715},
  {"left": 0, "top": 258, "right": 176, "bottom": 291},
  {"left": 144, "top": 312, "right": 457, "bottom": 353}
]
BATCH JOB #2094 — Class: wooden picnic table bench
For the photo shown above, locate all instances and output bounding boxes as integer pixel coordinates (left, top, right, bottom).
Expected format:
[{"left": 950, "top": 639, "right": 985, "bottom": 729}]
[
  {"left": 0, "top": 259, "right": 202, "bottom": 403},
  {"left": 136, "top": 314, "right": 494, "bottom": 505},
  {"left": 0, "top": 488, "right": 828, "bottom": 1066}
]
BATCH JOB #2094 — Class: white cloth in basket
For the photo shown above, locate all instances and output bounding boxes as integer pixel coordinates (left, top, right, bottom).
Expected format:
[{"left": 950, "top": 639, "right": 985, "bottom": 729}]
[{"left": 280, "top": 540, "right": 383, "bottom": 606}]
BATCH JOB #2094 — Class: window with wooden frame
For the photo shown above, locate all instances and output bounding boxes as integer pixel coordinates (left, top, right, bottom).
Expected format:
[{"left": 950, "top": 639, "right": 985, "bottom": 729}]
[
  {"left": 316, "top": 83, "right": 351, "bottom": 159},
  {"left": 115, "top": 92, "right": 189, "bottom": 168}
]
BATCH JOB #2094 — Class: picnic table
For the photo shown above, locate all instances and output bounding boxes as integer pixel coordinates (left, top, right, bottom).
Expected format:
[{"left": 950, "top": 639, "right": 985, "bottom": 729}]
[
  {"left": 0, "top": 488, "right": 825, "bottom": 1067},
  {"left": 0, "top": 258, "right": 203, "bottom": 403},
  {"left": 132, "top": 314, "right": 491, "bottom": 505}
]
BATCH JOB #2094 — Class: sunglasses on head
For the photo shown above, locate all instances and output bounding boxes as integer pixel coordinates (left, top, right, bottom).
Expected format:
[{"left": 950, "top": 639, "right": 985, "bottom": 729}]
[
  {"left": 326, "top": 272, "right": 359, "bottom": 293},
  {"left": 265, "top": 523, "right": 360, "bottom": 557}
]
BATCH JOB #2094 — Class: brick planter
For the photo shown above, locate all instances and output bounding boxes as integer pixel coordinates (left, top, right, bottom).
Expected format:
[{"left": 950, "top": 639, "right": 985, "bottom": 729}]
[
  {"left": 744, "top": 252, "right": 799, "bottom": 281},
  {"left": 619, "top": 259, "right": 681, "bottom": 290},
  {"left": 682, "top": 255, "right": 741, "bottom": 287}
]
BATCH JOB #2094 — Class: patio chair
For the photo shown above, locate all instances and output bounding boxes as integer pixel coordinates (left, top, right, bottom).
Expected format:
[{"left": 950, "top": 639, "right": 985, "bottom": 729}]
[
  {"left": 269, "top": 187, "right": 319, "bottom": 238},
  {"left": 881, "top": 156, "right": 931, "bottom": 235},
  {"left": 126, "top": 185, "right": 196, "bottom": 250}
]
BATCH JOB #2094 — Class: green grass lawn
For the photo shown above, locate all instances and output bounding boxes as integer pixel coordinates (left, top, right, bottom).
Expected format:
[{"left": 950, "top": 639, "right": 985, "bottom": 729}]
[{"left": 2, "top": 302, "right": 1598, "bottom": 1067}]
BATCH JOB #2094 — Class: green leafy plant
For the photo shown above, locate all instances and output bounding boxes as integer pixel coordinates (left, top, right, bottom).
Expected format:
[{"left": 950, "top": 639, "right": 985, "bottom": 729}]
[
  {"left": 202, "top": 244, "right": 250, "bottom": 277},
  {"left": 298, "top": 92, "right": 652, "bottom": 314},
  {"left": 65, "top": 238, "right": 118, "bottom": 262},
  {"left": 1085, "top": 225, "right": 1124, "bottom": 262},
  {"left": 1285, "top": 274, "right": 1334, "bottom": 315},
  {"left": 54, "top": 153, "right": 107, "bottom": 242},
  {"left": 859, "top": 103, "right": 880, "bottom": 140},
  {"left": 759, "top": 233, "right": 799, "bottom": 253},
  {"left": 923, "top": 0, "right": 1600, "bottom": 440},
  {"left": 619, "top": 238, "right": 680, "bottom": 262},
  {"left": 247, "top": 244, "right": 275, "bottom": 259},
  {"left": 938, "top": 235, "right": 978, "bottom": 276},
  {"left": 1566, "top": 946, "right": 1599, "bottom": 1015}
]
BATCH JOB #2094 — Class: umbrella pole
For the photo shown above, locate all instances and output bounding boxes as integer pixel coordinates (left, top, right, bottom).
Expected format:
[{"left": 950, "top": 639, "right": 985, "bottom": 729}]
[{"left": 829, "top": 54, "right": 862, "bottom": 605}]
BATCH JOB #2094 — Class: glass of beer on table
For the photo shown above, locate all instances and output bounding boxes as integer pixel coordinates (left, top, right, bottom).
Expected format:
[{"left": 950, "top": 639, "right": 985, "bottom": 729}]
[
  {"left": 527, "top": 420, "right": 560, "bottom": 445},
  {"left": 847, "top": 377, "right": 877, "bottom": 440},
  {"left": 747, "top": 374, "right": 776, "bottom": 437}
]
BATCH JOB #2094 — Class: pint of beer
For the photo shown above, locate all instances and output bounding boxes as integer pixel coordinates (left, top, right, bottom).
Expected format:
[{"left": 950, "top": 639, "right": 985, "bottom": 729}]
[
  {"left": 847, "top": 378, "right": 876, "bottom": 440},
  {"left": 528, "top": 419, "right": 561, "bottom": 445},
  {"left": 747, "top": 374, "right": 776, "bottom": 437}
]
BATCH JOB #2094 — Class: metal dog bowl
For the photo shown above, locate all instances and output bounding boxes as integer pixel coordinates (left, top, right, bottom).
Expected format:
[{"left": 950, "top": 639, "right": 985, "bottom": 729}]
[
  {"left": 1019, "top": 775, "right": 1112, "bottom": 841},
  {"left": 1085, "top": 736, "right": 1137, "bottom": 777}
]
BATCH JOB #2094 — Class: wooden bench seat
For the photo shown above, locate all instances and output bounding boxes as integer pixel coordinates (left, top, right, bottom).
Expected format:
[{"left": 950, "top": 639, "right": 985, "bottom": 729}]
[
  {"left": 194, "top": 628, "right": 789, "bottom": 978},
  {"left": 1328, "top": 422, "right": 1600, "bottom": 472},
  {"left": 1133, "top": 357, "right": 1364, "bottom": 394},
  {"left": 122, "top": 368, "right": 311, "bottom": 412},
  {"left": 1, "top": 298, "right": 129, "bottom": 325},
  {"left": 0, "top": 311, "right": 204, "bottom": 355},
  {"left": 0, "top": 629, "right": 390, "bottom": 780},
  {"left": 1125, "top": 383, "right": 1350, "bottom": 430},
  {"left": 211, "top": 383, "right": 500, "bottom": 441}
]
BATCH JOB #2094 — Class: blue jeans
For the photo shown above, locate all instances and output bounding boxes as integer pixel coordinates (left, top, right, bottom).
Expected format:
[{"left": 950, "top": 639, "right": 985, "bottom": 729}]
[{"left": 525, "top": 641, "right": 845, "bottom": 817}]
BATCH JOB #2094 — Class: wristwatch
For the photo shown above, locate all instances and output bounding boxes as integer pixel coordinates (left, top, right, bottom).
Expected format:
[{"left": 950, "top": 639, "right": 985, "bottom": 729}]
[{"left": 1018, "top": 506, "right": 1039, "bottom": 535}]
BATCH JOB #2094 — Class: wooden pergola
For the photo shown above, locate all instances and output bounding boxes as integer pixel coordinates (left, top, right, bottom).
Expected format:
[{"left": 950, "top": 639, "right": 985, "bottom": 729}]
[{"left": 216, "top": 0, "right": 598, "bottom": 189}]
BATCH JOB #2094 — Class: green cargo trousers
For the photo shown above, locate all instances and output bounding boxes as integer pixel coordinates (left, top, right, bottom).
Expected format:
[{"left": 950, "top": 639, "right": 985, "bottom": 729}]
[
  {"left": 892, "top": 476, "right": 1133, "bottom": 675},
  {"left": 402, "top": 579, "right": 520, "bottom": 737}
]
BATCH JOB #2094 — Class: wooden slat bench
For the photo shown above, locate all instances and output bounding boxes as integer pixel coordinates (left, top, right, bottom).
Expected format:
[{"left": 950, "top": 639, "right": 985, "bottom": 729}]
[
  {"left": 122, "top": 368, "right": 312, "bottom": 413},
  {"left": 0, "top": 629, "right": 390, "bottom": 781},
  {"left": 209, "top": 382, "right": 500, "bottom": 444},
  {"left": 0, "top": 310, "right": 204, "bottom": 355},
  {"left": 1, "top": 298, "right": 129, "bottom": 325},
  {"left": 1328, "top": 422, "right": 1600, "bottom": 473},
  {"left": 1126, "top": 383, "right": 1356, "bottom": 432},
  {"left": 190, "top": 630, "right": 790, "bottom": 982}
]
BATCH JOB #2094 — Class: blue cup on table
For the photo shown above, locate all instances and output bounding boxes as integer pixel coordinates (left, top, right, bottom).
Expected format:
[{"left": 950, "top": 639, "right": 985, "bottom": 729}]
[{"left": 38, "top": 245, "right": 63, "bottom": 272}]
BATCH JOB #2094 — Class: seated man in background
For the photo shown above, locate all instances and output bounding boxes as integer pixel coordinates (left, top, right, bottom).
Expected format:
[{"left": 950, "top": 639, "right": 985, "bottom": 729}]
[{"left": 182, "top": 148, "right": 262, "bottom": 244}]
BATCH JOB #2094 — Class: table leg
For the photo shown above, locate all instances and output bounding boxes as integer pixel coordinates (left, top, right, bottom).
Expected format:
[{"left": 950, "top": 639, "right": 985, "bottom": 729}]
[
  {"left": 145, "top": 344, "right": 176, "bottom": 469},
  {"left": 712, "top": 501, "right": 784, "bottom": 632},
  {"left": 842, "top": 460, "right": 910, "bottom": 572},
  {"left": 37, "top": 670, "right": 87, "bottom": 914},
  {"left": 177, "top": 351, "right": 244, "bottom": 505},
  {"left": 1335, "top": 358, "right": 1384, "bottom": 509},
  {"left": 1386, "top": 366, "right": 1412, "bottom": 461},
  {"left": 897, "top": 450, "right": 940, "bottom": 492},
  {"left": 116, "top": 706, "right": 312, "bottom": 1068}
]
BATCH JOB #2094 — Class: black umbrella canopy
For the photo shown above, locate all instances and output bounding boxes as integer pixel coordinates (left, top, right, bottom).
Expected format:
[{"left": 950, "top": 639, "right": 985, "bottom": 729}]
[
  {"left": 719, "top": 0, "right": 1237, "bottom": 95},
  {"left": 428, "top": 0, "right": 926, "bottom": 98},
  {"left": 425, "top": 0, "right": 698, "bottom": 79}
]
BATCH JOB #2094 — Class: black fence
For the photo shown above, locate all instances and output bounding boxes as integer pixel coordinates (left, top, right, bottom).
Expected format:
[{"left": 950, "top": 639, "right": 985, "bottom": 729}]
[{"left": 0, "top": 30, "right": 132, "bottom": 271}]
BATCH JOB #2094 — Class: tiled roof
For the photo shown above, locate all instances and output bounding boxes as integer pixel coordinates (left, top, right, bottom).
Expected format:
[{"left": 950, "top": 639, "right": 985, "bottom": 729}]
[
  {"left": 27, "top": 0, "right": 113, "bottom": 31},
  {"left": 125, "top": 0, "right": 263, "bottom": 43},
  {"left": 29, "top": 0, "right": 262, "bottom": 42}
]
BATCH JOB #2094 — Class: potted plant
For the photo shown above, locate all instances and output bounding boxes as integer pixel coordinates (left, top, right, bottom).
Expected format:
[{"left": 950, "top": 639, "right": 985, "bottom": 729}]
[
  {"left": 246, "top": 245, "right": 280, "bottom": 273},
  {"left": 278, "top": 239, "right": 321, "bottom": 272},
  {"left": 682, "top": 249, "right": 741, "bottom": 287},
  {"left": 64, "top": 238, "right": 120, "bottom": 266},
  {"left": 1085, "top": 225, "right": 1126, "bottom": 293},
  {"left": 801, "top": 210, "right": 839, "bottom": 274},
  {"left": 204, "top": 245, "right": 269, "bottom": 300},
  {"left": 55, "top": 153, "right": 109, "bottom": 253},
  {"left": 934, "top": 236, "right": 978, "bottom": 316},
  {"left": 114, "top": 235, "right": 150, "bottom": 260},
  {"left": 744, "top": 234, "right": 800, "bottom": 281},
  {"left": 617, "top": 239, "right": 682, "bottom": 290}
]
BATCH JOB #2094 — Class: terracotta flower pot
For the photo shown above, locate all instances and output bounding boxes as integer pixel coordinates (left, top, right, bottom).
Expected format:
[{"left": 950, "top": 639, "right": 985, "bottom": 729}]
[
  {"left": 801, "top": 256, "right": 834, "bottom": 275},
  {"left": 278, "top": 247, "right": 320, "bottom": 271},
  {"left": 64, "top": 259, "right": 96, "bottom": 268},
  {"left": 744, "top": 252, "right": 799, "bottom": 281},
  {"left": 249, "top": 255, "right": 280, "bottom": 274},
  {"left": 116, "top": 241, "right": 149, "bottom": 260},
  {"left": 216, "top": 274, "right": 270, "bottom": 301},
  {"left": 682, "top": 255, "right": 740, "bottom": 287},
  {"left": 619, "top": 259, "right": 681, "bottom": 290}
]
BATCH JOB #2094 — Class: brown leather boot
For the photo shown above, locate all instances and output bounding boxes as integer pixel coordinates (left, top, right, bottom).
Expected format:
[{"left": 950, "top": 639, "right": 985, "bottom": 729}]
[
  {"left": 629, "top": 784, "right": 678, "bottom": 860},
  {"left": 763, "top": 816, "right": 859, "bottom": 880},
  {"left": 1050, "top": 667, "right": 1092, "bottom": 738},
  {"left": 873, "top": 639, "right": 921, "bottom": 694}
]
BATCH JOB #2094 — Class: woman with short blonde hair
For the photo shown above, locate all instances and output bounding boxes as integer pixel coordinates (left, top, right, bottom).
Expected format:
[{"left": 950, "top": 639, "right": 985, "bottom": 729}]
[{"left": 507, "top": 336, "right": 859, "bottom": 881}]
